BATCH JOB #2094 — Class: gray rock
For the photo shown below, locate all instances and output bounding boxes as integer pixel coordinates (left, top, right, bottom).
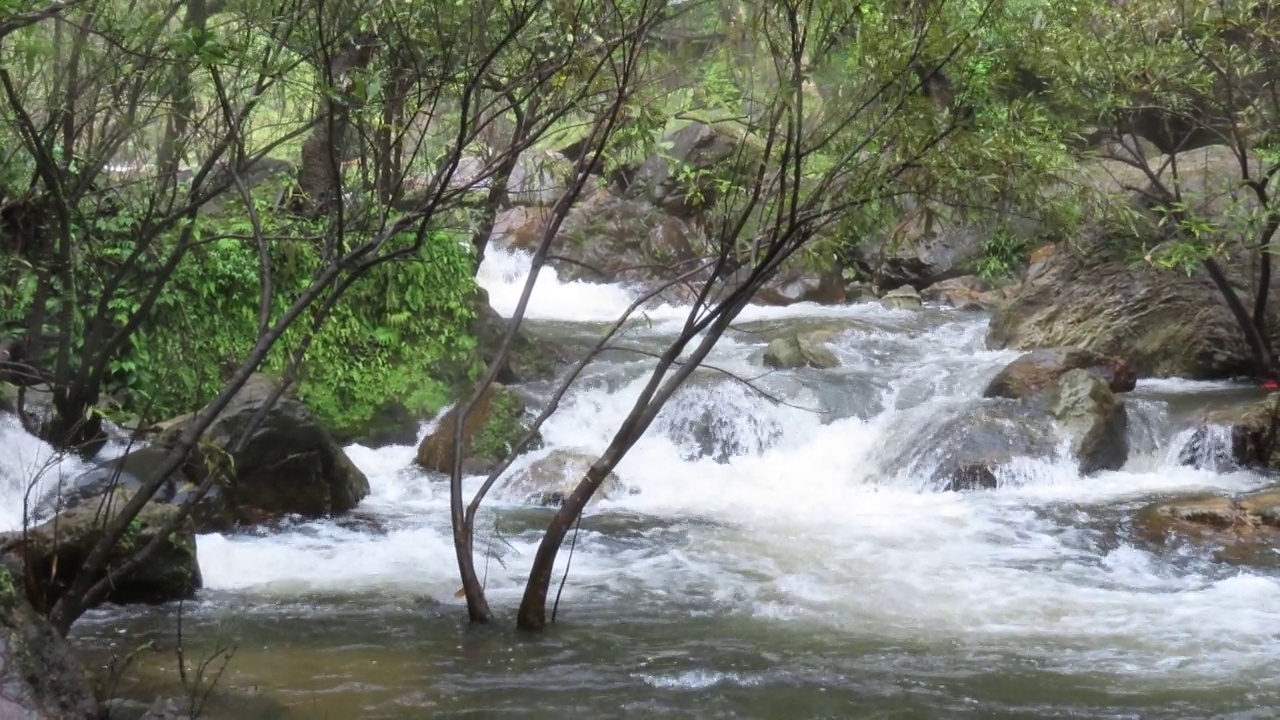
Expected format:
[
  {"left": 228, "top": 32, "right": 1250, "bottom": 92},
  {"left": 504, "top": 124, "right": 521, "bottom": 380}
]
[
  {"left": 763, "top": 334, "right": 840, "bottom": 369},
  {"left": 1042, "top": 369, "right": 1129, "bottom": 474},
  {"left": 880, "top": 285, "right": 923, "bottom": 310}
]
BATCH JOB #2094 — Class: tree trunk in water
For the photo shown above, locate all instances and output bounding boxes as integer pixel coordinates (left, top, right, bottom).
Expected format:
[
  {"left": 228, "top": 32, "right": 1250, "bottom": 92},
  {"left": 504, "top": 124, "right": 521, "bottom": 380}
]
[{"left": 516, "top": 461, "right": 618, "bottom": 631}]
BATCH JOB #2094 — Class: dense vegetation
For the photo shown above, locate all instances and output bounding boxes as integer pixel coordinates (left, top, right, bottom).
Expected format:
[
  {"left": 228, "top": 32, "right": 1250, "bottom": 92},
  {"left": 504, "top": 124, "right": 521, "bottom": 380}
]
[{"left": 3, "top": 0, "right": 1280, "bottom": 636}]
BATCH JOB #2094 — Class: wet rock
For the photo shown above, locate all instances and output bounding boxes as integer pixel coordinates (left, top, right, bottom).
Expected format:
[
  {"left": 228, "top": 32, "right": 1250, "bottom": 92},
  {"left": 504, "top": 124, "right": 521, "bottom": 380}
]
[
  {"left": 877, "top": 401, "right": 1059, "bottom": 492},
  {"left": 0, "top": 564, "right": 102, "bottom": 719},
  {"left": 984, "top": 347, "right": 1137, "bottom": 400},
  {"left": 1179, "top": 394, "right": 1280, "bottom": 472},
  {"left": 500, "top": 450, "right": 623, "bottom": 506},
  {"left": 489, "top": 206, "right": 546, "bottom": 251},
  {"left": 415, "top": 384, "right": 542, "bottom": 475},
  {"left": 879, "top": 285, "right": 922, "bottom": 310},
  {"left": 466, "top": 287, "right": 564, "bottom": 384},
  {"left": 763, "top": 334, "right": 839, "bottom": 370},
  {"left": 655, "top": 379, "right": 785, "bottom": 463},
  {"left": 1133, "top": 488, "right": 1280, "bottom": 567},
  {"left": 1042, "top": 369, "right": 1129, "bottom": 474},
  {"left": 921, "top": 275, "right": 999, "bottom": 311},
  {"left": 330, "top": 399, "right": 418, "bottom": 448},
  {"left": 4, "top": 489, "right": 200, "bottom": 616},
  {"left": 53, "top": 375, "right": 370, "bottom": 532}
]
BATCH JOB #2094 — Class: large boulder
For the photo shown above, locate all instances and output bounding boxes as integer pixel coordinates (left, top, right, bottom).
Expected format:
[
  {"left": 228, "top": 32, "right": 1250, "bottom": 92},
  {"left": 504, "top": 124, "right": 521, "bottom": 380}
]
[
  {"left": 626, "top": 122, "right": 755, "bottom": 219},
  {"left": 0, "top": 565, "right": 102, "bottom": 719},
  {"left": 862, "top": 221, "right": 987, "bottom": 291},
  {"left": 921, "top": 275, "right": 1002, "bottom": 311},
  {"left": 878, "top": 371, "right": 1129, "bottom": 490},
  {"left": 6, "top": 489, "right": 200, "bottom": 616},
  {"left": 508, "top": 150, "right": 571, "bottom": 206},
  {"left": 874, "top": 401, "right": 1060, "bottom": 491},
  {"left": 1042, "top": 369, "right": 1129, "bottom": 475},
  {"left": 416, "top": 384, "right": 542, "bottom": 475},
  {"left": 493, "top": 188, "right": 702, "bottom": 286},
  {"left": 499, "top": 450, "right": 624, "bottom": 506},
  {"left": 49, "top": 375, "right": 370, "bottom": 532},
  {"left": 984, "top": 347, "right": 1137, "bottom": 400},
  {"left": 989, "top": 148, "right": 1278, "bottom": 379},
  {"left": 1179, "top": 394, "right": 1280, "bottom": 472}
]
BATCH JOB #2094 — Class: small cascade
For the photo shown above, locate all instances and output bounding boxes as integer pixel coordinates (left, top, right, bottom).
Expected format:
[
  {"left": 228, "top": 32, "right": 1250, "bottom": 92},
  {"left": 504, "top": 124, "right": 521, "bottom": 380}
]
[{"left": 1167, "top": 423, "right": 1237, "bottom": 471}]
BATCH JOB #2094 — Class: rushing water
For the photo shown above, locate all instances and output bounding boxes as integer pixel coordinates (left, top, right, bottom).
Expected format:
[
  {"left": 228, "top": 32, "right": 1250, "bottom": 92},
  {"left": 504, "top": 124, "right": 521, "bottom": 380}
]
[{"left": 4, "top": 247, "right": 1280, "bottom": 718}]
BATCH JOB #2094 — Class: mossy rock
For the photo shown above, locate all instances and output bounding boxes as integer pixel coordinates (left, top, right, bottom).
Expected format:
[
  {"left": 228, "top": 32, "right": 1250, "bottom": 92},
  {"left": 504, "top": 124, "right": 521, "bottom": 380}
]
[
  {"left": 415, "top": 384, "right": 543, "bottom": 475},
  {"left": 0, "top": 564, "right": 101, "bottom": 719},
  {"left": 3, "top": 489, "right": 201, "bottom": 624}
]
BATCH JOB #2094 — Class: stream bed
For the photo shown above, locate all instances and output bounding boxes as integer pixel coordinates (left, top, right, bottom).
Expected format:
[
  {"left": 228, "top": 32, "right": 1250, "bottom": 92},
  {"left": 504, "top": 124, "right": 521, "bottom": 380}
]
[{"left": 5, "top": 247, "right": 1280, "bottom": 718}]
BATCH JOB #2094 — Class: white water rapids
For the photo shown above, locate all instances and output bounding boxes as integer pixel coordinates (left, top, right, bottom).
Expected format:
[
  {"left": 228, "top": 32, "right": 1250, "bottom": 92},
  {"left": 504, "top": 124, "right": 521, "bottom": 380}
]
[{"left": 4, "top": 246, "right": 1280, "bottom": 714}]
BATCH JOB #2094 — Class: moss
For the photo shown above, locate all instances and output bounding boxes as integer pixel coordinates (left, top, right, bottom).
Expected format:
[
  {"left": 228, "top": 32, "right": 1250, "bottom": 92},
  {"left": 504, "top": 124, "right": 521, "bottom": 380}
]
[{"left": 472, "top": 387, "right": 541, "bottom": 462}]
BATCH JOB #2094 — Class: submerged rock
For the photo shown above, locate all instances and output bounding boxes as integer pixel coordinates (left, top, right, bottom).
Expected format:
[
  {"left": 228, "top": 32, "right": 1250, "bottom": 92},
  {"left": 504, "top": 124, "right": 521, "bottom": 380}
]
[
  {"left": 416, "top": 384, "right": 542, "bottom": 475},
  {"left": 4, "top": 489, "right": 200, "bottom": 619},
  {"left": 984, "top": 347, "right": 1136, "bottom": 400},
  {"left": 879, "top": 368, "right": 1130, "bottom": 490},
  {"left": 877, "top": 401, "right": 1059, "bottom": 492},
  {"left": 0, "top": 564, "right": 102, "bottom": 719},
  {"left": 1134, "top": 488, "right": 1280, "bottom": 567},
  {"left": 762, "top": 334, "right": 840, "bottom": 370},
  {"left": 58, "top": 375, "right": 371, "bottom": 532},
  {"left": 499, "top": 450, "right": 624, "bottom": 506},
  {"left": 879, "top": 285, "right": 923, "bottom": 310},
  {"left": 1179, "top": 394, "right": 1280, "bottom": 472}
]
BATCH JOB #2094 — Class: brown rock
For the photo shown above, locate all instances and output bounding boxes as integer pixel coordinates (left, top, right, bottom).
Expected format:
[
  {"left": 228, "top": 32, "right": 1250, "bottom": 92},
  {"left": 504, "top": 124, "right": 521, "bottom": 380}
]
[
  {"left": 984, "top": 347, "right": 1137, "bottom": 400},
  {"left": 416, "top": 385, "right": 541, "bottom": 475}
]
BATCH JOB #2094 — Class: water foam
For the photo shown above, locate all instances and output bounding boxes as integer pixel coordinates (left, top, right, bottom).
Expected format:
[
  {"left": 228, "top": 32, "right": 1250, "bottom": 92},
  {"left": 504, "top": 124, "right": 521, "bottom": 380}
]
[{"left": 4, "top": 245, "right": 1278, "bottom": 690}]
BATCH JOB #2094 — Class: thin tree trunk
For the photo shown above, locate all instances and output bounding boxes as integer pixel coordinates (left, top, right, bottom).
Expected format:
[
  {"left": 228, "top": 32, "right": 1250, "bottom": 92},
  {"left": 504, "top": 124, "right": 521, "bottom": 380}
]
[{"left": 1205, "top": 256, "right": 1276, "bottom": 376}]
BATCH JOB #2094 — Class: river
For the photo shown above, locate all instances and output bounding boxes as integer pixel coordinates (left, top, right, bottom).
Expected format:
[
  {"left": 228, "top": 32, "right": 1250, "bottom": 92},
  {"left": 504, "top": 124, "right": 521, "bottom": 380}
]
[{"left": 4, "top": 247, "right": 1280, "bottom": 718}]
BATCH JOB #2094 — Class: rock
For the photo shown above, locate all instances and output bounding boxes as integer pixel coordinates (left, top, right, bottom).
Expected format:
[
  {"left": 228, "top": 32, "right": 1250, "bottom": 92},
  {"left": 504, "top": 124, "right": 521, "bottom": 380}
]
[
  {"left": 488, "top": 206, "right": 546, "bottom": 251},
  {"left": 753, "top": 266, "right": 847, "bottom": 306},
  {"left": 1180, "top": 395, "right": 1280, "bottom": 472},
  {"left": 870, "top": 224, "right": 988, "bottom": 292},
  {"left": 466, "top": 287, "right": 563, "bottom": 384},
  {"left": 534, "top": 188, "right": 703, "bottom": 285},
  {"left": 6, "top": 489, "right": 200, "bottom": 616},
  {"left": 1133, "top": 488, "right": 1280, "bottom": 567},
  {"left": 0, "top": 564, "right": 102, "bottom": 719},
  {"left": 762, "top": 334, "right": 840, "bottom": 370},
  {"left": 52, "top": 375, "right": 370, "bottom": 532},
  {"left": 508, "top": 150, "right": 571, "bottom": 206},
  {"left": 415, "top": 384, "right": 542, "bottom": 475},
  {"left": 1041, "top": 369, "right": 1129, "bottom": 474},
  {"left": 984, "top": 347, "right": 1137, "bottom": 400},
  {"left": 989, "top": 149, "right": 1277, "bottom": 379},
  {"left": 879, "top": 285, "right": 922, "bottom": 310},
  {"left": 655, "top": 377, "right": 785, "bottom": 463},
  {"left": 876, "top": 401, "right": 1059, "bottom": 492},
  {"left": 1134, "top": 494, "right": 1241, "bottom": 541},
  {"left": 921, "top": 275, "right": 997, "bottom": 311},
  {"left": 626, "top": 122, "right": 756, "bottom": 219},
  {"left": 500, "top": 450, "right": 623, "bottom": 506}
]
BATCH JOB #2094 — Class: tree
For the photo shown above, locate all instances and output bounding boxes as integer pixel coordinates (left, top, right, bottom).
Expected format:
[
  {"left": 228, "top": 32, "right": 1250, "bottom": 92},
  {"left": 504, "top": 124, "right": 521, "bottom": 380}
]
[
  {"left": 439, "top": 0, "right": 1007, "bottom": 630},
  {"left": 0, "top": 0, "right": 666, "bottom": 633},
  {"left": 1037, "top": 0, "right": 1280, "bottom": 378}
]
